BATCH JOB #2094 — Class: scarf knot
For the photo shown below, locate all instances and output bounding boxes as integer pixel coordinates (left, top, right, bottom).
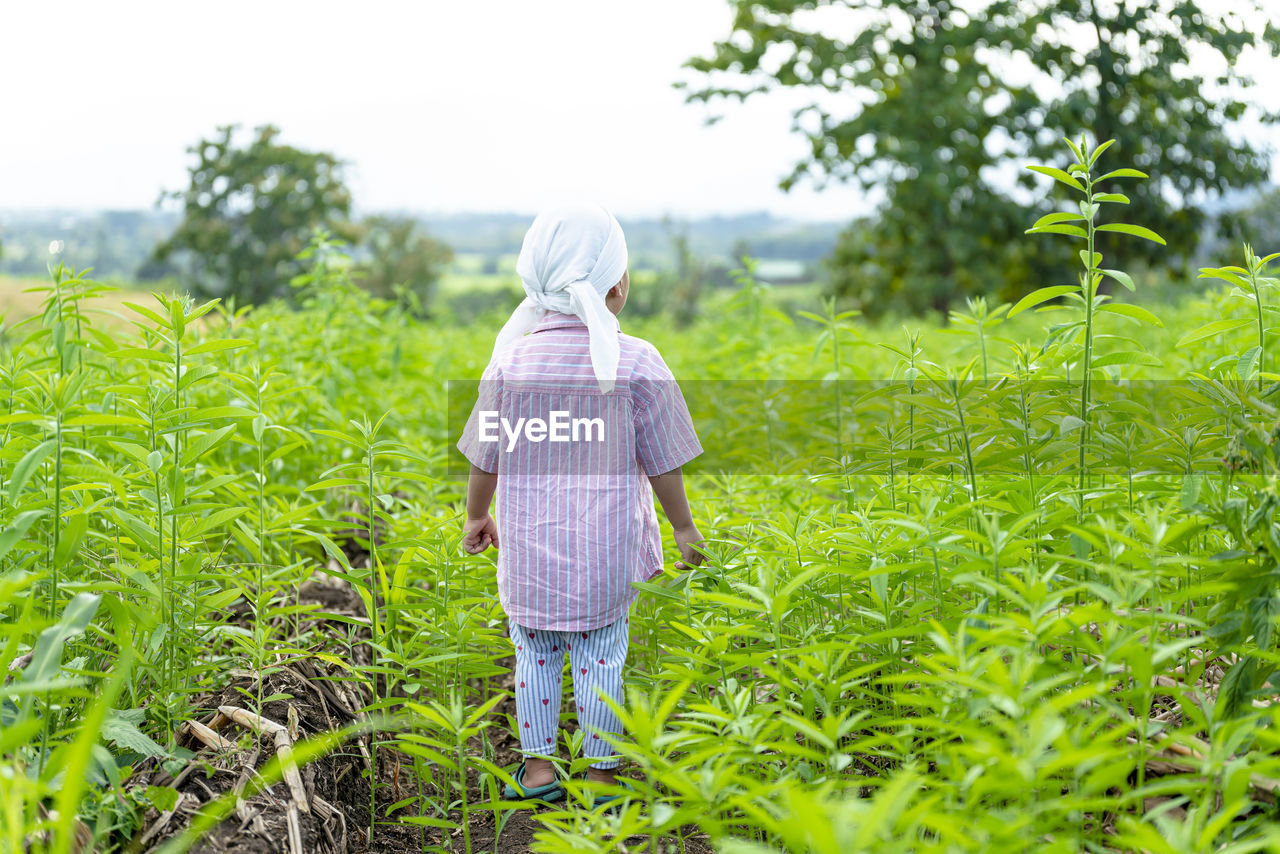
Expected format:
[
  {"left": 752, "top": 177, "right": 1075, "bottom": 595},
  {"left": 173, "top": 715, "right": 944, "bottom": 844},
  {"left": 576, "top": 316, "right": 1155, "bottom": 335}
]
[{"left": 490, "top": 205, "right": 628, "bottom": 393}]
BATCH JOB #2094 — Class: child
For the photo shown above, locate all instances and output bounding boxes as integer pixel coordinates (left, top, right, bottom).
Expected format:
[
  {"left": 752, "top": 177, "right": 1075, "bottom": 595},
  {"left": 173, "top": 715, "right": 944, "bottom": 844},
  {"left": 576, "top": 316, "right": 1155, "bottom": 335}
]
[{"left": 457, "top": 204, "right": 703, "bottom": 803}]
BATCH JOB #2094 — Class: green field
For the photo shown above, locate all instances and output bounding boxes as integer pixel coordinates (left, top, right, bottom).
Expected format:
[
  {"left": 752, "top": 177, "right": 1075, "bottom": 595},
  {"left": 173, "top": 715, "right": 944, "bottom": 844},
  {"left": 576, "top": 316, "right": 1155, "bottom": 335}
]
[{"left": 3, "top": 188, "right": 1280, "bottom": 852}]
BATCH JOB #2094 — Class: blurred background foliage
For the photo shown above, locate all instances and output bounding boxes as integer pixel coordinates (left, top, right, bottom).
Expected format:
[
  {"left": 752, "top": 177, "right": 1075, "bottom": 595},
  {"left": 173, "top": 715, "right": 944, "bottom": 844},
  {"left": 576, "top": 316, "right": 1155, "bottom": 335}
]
[
  {"left": 679, "top": 0, "right": 1280, "bottom": 318},
  {"left": 1, "top": 1, "right": 1278, "bottom": 326}
]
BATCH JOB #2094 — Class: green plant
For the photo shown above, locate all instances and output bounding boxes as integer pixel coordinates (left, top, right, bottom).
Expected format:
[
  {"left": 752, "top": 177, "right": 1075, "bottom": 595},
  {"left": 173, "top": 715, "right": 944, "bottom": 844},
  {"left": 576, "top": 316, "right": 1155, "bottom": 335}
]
[{"left": 1019, "top": 135, "right": 1166, "bottom": 493}]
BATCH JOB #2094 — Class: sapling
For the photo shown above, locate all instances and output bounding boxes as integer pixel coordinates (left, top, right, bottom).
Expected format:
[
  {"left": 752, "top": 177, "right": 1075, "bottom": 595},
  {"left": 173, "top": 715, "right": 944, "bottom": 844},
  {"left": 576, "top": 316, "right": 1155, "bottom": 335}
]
[{"left": 1020, "top": 136, "right": 1166, "bottom": 495}]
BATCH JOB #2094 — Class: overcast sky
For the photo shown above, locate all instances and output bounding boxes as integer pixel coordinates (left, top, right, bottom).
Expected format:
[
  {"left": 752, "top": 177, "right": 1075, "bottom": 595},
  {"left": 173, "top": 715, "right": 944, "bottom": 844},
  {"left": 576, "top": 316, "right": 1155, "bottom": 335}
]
[{"left": 2, "top": 0, "right": 1277, "bottom": 222}]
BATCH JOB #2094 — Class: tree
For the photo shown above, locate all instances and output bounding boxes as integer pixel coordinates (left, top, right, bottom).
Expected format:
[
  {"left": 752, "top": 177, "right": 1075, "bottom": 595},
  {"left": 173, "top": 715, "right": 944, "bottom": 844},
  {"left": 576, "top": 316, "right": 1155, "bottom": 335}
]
[
  {"left": 354, "top": 215, "right": 453, "bottom": 314},
  {"left": 680, "top": 0, "right": 1280, "bottom": 318},
  {"left": 153, "top": 124, "right": 356, "bottom": 304},
  {"left": 1236, "top": 188, "right": 1280, "bottom": 257}
]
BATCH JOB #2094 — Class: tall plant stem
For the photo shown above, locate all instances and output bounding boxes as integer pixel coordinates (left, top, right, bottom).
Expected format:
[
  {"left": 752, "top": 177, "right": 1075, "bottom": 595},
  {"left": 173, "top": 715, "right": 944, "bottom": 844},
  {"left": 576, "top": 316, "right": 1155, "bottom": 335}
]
[
  {"left": 1246, "top": 250, "right": 1267, "bottom": 393},
  {"left": 1078, "top": 171, "right": 1097, "bottom": 499},
  {"left": 366, "top": 438, "right": 380, "bottom": 844},
  {"left": 50, "top": 416, "right": 63, "bottom": 618}
]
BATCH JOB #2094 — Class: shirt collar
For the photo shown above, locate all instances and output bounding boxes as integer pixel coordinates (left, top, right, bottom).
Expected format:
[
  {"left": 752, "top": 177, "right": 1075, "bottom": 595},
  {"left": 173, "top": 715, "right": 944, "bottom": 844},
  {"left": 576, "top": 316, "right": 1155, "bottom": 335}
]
[{"left": 530, "top": 310, "right": 621, "bottom": 333}]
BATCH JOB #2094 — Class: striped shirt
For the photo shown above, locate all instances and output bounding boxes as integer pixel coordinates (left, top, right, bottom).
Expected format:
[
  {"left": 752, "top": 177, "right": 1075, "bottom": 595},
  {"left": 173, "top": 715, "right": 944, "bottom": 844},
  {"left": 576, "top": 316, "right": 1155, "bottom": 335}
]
[{"left": 457, "top": 311, "right": 702, "bottom": 631}]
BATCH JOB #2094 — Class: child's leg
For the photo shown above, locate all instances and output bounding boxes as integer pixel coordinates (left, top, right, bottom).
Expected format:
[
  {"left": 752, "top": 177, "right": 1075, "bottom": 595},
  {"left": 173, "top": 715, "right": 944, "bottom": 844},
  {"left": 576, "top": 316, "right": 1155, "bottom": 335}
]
[
  {"left": 567, "top": 616, "right": 629, "bottom": 771},
  {"left": 508, "top": 621, "right": 566, "bottom": 767}
]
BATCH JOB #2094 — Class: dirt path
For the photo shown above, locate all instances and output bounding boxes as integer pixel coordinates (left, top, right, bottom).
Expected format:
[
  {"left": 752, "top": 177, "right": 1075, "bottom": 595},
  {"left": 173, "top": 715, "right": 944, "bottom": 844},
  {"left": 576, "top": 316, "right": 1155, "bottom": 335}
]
[{"left": 124, "top": 572, "right": 717, "bottom": 854}]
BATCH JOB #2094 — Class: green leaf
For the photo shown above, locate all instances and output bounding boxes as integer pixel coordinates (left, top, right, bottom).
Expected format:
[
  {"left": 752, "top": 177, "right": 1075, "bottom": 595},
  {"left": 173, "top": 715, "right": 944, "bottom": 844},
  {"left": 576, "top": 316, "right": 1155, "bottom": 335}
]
[
  {"left": 1095, "top": 223, "right": 1166, "bottom": 245},
  {"left": 1100, "top": 269, "right": 1135, "bottom": 291},
  {"left": 1091, "top": 193, "right": 1130, "bottom": 204},
  {"left": 0, "top": 510, "right": 46, "bottom": 561},
  {"left": 1096, "top": 168, "right": 1149, "bottom": 180},
  {"left": 1090, "top": 350, "right": 1162, "bottom": 368},
  {"left": 1198, "top": 268, "right": 1250, "bottom": 289},
  {"left": 1095, "top": 303, "right": 1162, "bottom": 326},
  {"left": 1217, "top": 657, "right": 1259, "bottom": 721},
  {"left": 1030, "top": 211, "right": 1085, "bottom": 228},
  {"left": 21, "top": 593, "right": 101, "bottom": 687},
  {"left": 1007, "top": 285, "right": 1079, "bottom": 318},
  {"left": 1248, "top": 594, "right": 1280, "bottom": 651},
  {"left": 1086, "top": 139, "right": 1116, "bottom": 167},
  {"left": 183, "top": 507, "right": 250, "bottom": 539},
  {"left": 185, "top": 338, "right": 252, "bottom": 356},
  {"left": 869, "top": 559, "right": 888, "bottom": 605},
  {"left": 101, "top": 709, "right": 167, "bottom": 758},
  {"left": 311, "top": 428, "right": 362, "bottom": 446},
  {"left": 1027, "top": 165, "right": 1085, "bottom": 193},
  {"left": 304, "top": 478, "right": 367, "bottom": 491},
  {"left": 146, "top": 786, "right": 180, "bottom": 812},
  {"left": 1026, "top": 223, "right": 1088, "bottom": 238},
  {"left": 630, "top": 580, "right": 683, "bottom": 601},
  {"left": 62, "top": 413, "right": 147, "bottom": 428},
  {"left": 1059, "top": 415, "right": 1086, "bottom": 435},
  {"left": 123, "top": 301, "right": 172, "bottom": 329},
  {"left": 1180, "top": 475, "right": 1202, "bottom": 510},
  {"left": 108, "top": 347, "right": 170, "bottom": 363},
  {"left": 186, "top": 299, "right": 222, "bottom": 323},
  {"left": 1238, "top": 346, "right": 1262, "bottom": 382},
  {"left": 54, "top": 514, "right": 89, "bottom": 568},
  {"left": 180, "top": 425, "right": 236, "bottom": 467},
  {"left": 1176, "top": 317, "right": 1253, "bottom": 348},
  {"left": 1079, "top": 250, "right": 1102, "bottom": 269},
  {"left": 8, "top": 438, "right": 56, "bottom": 503}
]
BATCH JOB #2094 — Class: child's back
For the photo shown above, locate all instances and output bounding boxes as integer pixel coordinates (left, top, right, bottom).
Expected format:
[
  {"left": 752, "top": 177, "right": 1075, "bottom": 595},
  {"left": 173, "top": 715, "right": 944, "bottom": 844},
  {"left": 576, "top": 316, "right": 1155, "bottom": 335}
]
[
  {"left": 457, "top": 204, "right": 703, "bottom": 799},
  {"left": 465, "top": 309, "right": 700, "bottom": 630}
]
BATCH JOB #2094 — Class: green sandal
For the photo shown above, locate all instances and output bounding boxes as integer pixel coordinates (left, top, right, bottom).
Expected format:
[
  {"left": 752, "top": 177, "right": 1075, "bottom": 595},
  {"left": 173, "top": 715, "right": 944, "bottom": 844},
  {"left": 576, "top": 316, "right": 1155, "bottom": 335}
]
[{"left": 504, "top": 762, "right": 565, "bottom": 801}]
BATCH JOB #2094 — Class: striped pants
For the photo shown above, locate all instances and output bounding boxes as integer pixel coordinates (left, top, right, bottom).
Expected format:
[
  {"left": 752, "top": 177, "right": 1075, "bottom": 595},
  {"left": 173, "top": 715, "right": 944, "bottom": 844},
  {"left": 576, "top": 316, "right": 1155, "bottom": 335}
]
[{"left": 507, "top": 616, "right": 629, "bottom": 769}]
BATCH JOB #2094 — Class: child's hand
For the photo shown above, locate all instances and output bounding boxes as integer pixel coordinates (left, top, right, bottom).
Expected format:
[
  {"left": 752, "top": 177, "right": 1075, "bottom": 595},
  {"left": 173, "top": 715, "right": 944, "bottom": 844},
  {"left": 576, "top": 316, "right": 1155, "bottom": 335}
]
[
  {"left": 463, "top": 514, "right": 500, "bottom": 554},
  {"left": 672, "top": 524, "right": 704, "bottom": 571}
]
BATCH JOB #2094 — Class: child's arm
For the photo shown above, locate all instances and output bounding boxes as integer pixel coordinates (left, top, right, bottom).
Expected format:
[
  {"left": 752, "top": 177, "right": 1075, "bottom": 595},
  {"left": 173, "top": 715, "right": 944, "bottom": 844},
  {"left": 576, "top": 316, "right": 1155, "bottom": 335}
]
[
  {"left": 462, "top": 464, "right": 499, "bottom": 554},
  {"left": 648, "top": 466, "right": 702, "bottom": 570}
]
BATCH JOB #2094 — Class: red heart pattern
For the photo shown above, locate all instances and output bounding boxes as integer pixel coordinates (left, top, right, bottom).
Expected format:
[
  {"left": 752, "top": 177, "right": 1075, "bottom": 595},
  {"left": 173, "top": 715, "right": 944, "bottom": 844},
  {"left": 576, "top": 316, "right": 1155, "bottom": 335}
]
[{"left": 512, "top": 622, "right": 628, "bottom": 749}]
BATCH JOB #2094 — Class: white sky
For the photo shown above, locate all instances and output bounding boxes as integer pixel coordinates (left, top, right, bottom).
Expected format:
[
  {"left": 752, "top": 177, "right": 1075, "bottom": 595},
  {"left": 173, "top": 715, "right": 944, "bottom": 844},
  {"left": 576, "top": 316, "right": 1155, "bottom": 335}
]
[{"left": 1, "top": 0, "right": 1277, "bottom": 222}]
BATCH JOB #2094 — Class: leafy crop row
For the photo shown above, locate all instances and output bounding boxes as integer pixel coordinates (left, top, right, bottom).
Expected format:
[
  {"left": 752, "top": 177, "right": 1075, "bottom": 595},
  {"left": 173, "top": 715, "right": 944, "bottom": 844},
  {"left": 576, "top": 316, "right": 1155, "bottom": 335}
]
[{"left": 2, "top": 140, "right": 1280, "bottom": 852}]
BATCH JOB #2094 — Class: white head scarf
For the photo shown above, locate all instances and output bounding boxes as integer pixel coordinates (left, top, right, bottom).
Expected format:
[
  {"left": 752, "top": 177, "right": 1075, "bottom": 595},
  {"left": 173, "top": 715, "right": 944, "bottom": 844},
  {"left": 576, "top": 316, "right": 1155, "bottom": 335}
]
[{"left": 490, "top": 204, "right": 628, "bottom": 393}]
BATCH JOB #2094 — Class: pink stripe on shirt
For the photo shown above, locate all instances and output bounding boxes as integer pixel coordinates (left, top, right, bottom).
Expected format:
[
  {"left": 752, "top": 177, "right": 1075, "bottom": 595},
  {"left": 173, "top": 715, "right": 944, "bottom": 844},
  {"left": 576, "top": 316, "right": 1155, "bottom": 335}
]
[{"left": 458, "top": 312, "right": 702, "bottom": 630}]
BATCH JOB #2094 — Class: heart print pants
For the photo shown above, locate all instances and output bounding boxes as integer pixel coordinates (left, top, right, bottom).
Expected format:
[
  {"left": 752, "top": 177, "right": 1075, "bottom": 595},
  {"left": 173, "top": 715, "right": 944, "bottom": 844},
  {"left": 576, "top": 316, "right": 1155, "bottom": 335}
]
[{"left": 507, "top": 615, "right": 628, "bottom": 769}]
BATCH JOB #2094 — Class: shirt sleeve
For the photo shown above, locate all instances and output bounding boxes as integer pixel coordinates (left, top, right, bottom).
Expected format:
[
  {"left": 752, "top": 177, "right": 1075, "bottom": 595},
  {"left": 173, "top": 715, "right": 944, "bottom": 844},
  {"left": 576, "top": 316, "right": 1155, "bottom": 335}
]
[
  {"left": 633, "top": 345, "right": 702, "bottom": 476},
  {"left": 456, "top": 361, "right": 502, "bottom": 474}
]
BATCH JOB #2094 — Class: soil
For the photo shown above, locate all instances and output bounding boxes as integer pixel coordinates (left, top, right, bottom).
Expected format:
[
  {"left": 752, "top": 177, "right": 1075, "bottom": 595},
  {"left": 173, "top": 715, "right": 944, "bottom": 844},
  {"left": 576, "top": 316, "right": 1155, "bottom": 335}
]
[{"left": 125, "top": 568, "right": 717, "bottom": 854}]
